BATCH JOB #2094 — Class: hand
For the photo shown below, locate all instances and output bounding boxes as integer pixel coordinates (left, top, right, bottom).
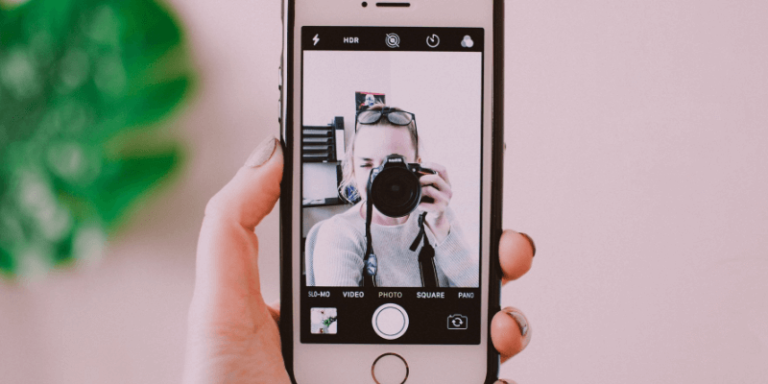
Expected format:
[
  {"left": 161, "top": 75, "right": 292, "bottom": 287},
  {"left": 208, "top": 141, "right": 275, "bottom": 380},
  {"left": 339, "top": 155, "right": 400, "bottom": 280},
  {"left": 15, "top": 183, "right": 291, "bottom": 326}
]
[
  {"left": 183, "top": 137, "right": 536, "bottom": 384},
  {"left": 418, "top": 162, "right": 453, "bottom": 242}
]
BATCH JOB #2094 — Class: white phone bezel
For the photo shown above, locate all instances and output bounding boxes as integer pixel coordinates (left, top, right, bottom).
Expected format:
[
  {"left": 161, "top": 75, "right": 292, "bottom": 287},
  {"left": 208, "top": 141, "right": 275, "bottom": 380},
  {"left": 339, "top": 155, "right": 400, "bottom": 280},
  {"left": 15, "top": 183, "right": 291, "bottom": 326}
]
[{"left": 283, "top": 1, "right": 497, "bottom": 382}]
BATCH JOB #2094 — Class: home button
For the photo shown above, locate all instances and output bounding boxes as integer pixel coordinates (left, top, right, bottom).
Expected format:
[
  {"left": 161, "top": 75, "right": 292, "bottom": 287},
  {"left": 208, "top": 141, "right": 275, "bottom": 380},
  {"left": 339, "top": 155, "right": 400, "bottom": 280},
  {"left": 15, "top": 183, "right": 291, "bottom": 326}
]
[{"left": 372, "top": 353, "right": 409, "bottom": 384}]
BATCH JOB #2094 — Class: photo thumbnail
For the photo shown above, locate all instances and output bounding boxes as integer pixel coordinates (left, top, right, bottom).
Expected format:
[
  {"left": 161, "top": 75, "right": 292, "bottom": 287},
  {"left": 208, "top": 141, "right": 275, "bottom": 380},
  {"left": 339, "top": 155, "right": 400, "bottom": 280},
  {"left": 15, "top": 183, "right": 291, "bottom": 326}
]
[{"left": 310, "top": 307, "right": 338, "bottom": 335}]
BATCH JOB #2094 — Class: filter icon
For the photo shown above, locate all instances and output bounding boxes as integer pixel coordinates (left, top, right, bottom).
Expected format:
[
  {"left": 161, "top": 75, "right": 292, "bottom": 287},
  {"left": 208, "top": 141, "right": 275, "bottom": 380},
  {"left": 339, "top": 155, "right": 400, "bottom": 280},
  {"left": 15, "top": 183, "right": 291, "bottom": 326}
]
[{"left": 461, "top": 35, "right": 474, "bottom": 48}]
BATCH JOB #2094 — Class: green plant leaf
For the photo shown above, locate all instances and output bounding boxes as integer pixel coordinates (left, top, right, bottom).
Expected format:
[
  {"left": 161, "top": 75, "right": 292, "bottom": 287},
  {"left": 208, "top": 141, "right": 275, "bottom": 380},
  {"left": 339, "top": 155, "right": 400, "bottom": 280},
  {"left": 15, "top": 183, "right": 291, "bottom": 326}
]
[
  {"left": 92, "top": 146, "right": 183, "bottom": 231},
  {"left": 0, "top": 0, "right": 195, "bottom": 278}
]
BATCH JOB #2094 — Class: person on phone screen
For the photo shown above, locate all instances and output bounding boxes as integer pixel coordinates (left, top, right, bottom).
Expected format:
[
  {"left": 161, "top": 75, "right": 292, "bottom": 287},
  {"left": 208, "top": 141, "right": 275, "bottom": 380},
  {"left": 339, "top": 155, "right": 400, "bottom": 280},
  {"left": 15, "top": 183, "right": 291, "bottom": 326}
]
[{"left": 307, "top": 104, "right": 478, "bottom": 288}]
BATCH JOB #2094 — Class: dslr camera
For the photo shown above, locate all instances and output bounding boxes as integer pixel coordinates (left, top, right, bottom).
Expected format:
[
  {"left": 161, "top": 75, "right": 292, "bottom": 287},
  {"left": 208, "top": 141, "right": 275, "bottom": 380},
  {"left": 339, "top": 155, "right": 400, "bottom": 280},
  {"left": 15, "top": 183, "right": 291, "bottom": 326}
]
[{"left": 367, "top": 154, "right": 436, "bottom": 218}]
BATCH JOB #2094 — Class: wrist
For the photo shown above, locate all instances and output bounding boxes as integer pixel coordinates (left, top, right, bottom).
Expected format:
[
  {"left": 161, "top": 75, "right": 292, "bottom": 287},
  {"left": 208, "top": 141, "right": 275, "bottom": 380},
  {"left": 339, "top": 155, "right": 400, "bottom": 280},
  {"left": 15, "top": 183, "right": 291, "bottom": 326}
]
[{"left": 426, "top": 213, "right": 450, "bottom": 244}]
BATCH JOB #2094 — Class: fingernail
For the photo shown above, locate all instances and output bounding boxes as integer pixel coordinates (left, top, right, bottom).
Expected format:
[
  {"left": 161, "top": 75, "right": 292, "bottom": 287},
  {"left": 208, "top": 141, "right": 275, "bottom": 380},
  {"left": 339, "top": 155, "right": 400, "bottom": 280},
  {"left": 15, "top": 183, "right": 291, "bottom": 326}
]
[
  {"left": 495, "top": 380, "right": 515, "bottom": 384},
  {"left": 503, "top": 307, "right": 530, "bottom": 339},
  {"left": 519, "top": 232, "right": 536, "bottom": 257},
  {"left": 245, "top": 137, "right": 278, "bottom": 168}
]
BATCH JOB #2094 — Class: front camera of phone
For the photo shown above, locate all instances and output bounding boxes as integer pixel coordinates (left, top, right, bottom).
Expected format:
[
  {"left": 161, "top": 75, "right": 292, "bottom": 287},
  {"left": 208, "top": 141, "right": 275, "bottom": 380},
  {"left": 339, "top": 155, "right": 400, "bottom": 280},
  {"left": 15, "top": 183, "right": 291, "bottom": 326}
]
[{"left": 362, "top": 2, "right": 368, "bottom": 7}]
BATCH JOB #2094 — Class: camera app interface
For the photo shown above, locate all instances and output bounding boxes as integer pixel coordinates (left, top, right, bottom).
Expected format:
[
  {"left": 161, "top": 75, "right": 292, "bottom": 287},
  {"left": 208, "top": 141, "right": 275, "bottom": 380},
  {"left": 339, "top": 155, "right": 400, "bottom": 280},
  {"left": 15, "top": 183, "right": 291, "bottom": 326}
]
[{"left": 300, "top": 27, "right": 484, "bottom": 345}]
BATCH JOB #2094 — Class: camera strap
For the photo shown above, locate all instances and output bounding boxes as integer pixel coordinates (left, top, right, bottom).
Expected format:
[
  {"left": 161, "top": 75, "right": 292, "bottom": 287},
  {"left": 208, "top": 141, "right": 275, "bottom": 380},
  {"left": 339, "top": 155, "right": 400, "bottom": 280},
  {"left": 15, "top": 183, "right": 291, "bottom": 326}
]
[
  {"left": 362, "top": 195, "right": 377, "bottom": 287},
  {"left": 362, "top": 193, "right": 438, "bottom": 288},
  {"left": 410, "top": 212, "right": 439, "bottom": 288}
]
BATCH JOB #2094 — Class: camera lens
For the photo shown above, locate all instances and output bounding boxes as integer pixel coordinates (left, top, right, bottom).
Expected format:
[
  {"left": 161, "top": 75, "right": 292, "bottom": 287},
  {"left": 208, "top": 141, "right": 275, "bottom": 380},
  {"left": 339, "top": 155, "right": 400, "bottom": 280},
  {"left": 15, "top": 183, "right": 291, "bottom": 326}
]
[
  {"left": 362, "top": 2, "right": 368, "bottom": 7},
  {"left": 371, "top": 167, "right": 421, "bottom": 218}
]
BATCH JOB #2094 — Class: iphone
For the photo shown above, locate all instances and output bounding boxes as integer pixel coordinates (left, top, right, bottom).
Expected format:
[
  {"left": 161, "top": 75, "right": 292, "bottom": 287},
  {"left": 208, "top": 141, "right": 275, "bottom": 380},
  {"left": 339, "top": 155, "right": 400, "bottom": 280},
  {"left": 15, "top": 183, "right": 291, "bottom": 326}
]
[{"left": 279, "top": 0, "right": 505, "bottom": 382}]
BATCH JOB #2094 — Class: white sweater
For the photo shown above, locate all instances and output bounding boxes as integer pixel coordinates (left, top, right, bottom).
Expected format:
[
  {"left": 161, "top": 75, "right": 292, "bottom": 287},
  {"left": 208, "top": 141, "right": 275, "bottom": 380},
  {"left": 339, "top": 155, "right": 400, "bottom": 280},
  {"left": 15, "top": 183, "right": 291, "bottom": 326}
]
[{"left": 309, "top": 204, "right": 478, "bottom": 287}]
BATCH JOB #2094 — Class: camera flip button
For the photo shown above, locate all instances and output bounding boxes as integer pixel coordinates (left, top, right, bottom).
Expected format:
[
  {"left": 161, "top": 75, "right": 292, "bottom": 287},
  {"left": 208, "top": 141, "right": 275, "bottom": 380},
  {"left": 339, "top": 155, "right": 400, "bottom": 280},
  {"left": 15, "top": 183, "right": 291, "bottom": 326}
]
[
  {"left": 372, "top": 303, "right": 409, "bottom": 340},
  {"left": 447, "top": 314, "right": 469, "bottom": 330}
]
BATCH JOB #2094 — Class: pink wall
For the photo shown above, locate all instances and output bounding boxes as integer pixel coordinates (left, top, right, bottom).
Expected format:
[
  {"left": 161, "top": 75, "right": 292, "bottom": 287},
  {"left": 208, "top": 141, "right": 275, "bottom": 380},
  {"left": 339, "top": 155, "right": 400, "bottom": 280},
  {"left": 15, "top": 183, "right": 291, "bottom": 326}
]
[{"left": 1, "top": 1, "right": 766, "bottom": 383}]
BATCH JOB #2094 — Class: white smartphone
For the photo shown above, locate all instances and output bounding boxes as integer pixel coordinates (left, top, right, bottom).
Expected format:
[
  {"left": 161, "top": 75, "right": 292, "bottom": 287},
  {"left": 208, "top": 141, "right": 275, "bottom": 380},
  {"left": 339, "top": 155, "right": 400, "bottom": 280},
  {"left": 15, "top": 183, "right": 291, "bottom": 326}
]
[{"left": 279, "top": 1, "right": 505, "bottom": 382}]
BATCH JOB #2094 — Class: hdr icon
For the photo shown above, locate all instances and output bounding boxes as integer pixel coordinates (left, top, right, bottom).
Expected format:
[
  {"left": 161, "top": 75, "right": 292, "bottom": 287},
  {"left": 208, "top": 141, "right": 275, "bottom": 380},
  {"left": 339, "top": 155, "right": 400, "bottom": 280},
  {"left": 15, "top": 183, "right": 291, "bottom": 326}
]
[{"left": 343, "top": 37, "right": 360, "bottom": 44}]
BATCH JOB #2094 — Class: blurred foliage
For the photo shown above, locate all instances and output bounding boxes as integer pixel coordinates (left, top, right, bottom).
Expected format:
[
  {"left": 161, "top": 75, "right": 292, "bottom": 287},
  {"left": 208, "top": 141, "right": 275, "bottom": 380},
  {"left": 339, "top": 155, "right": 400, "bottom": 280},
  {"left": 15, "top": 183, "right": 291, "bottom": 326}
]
[{"left": 0, "top": 0, "right": 195, "bottom": 278}]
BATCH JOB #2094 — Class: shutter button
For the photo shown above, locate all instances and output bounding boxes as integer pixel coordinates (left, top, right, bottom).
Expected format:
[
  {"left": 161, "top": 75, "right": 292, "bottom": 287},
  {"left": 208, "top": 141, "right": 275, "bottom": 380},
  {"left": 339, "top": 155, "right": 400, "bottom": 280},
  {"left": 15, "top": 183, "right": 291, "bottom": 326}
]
[{"left": 372, "top": 303, "right": 409, "bottom": 340}]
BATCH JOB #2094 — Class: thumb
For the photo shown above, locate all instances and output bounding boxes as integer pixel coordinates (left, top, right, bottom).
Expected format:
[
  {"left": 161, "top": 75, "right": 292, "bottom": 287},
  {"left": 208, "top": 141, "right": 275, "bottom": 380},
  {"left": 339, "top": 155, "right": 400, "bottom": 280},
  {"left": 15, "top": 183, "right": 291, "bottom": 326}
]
[{"left": 205, "top": 137, "right": 283, "bottom": 230}]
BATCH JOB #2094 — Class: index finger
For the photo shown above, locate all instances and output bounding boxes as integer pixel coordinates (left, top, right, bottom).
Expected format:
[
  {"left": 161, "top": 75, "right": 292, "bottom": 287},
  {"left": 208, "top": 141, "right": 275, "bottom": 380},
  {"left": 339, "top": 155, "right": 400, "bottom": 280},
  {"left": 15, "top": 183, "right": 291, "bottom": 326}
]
[
  {"left": 499, "top": 230, "right": 535, "bottom": 285},
  {"left": 418, "top": 173, "right": 451, "bottom": 193},
  {"left": 419, "top": 161, "right": 451, "bottom": 186}
]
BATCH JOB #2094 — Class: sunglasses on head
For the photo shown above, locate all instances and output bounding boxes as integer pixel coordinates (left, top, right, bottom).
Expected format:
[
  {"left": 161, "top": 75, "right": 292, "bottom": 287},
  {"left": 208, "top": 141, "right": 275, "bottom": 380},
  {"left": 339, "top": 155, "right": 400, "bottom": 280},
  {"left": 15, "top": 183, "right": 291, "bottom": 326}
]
[{"left": 356, "top": 107, "right": 417, "bottom": 130}]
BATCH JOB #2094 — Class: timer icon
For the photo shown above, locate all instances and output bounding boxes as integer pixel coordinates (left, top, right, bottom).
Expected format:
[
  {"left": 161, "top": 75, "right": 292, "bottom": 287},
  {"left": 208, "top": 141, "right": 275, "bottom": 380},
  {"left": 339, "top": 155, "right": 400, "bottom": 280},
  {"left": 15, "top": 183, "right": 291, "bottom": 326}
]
[{"left": 426, "top": 34, "right": 440, "bottom": 48}]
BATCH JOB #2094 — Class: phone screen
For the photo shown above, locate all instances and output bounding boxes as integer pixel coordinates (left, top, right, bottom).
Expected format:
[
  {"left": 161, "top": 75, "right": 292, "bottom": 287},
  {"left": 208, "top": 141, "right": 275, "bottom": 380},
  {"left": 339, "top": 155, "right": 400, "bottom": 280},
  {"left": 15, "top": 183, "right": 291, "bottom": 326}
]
[{"left": 300, "top": 26, "right": 484, "bottom": 345}]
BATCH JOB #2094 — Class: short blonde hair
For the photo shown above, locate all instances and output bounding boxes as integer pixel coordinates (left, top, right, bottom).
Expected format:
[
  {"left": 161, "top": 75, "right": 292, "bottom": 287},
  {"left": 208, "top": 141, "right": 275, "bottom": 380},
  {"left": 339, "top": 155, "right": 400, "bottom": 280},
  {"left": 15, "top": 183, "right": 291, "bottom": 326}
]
[{"left": 338, "top": 104, "right": 420, "bottom": 203}]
